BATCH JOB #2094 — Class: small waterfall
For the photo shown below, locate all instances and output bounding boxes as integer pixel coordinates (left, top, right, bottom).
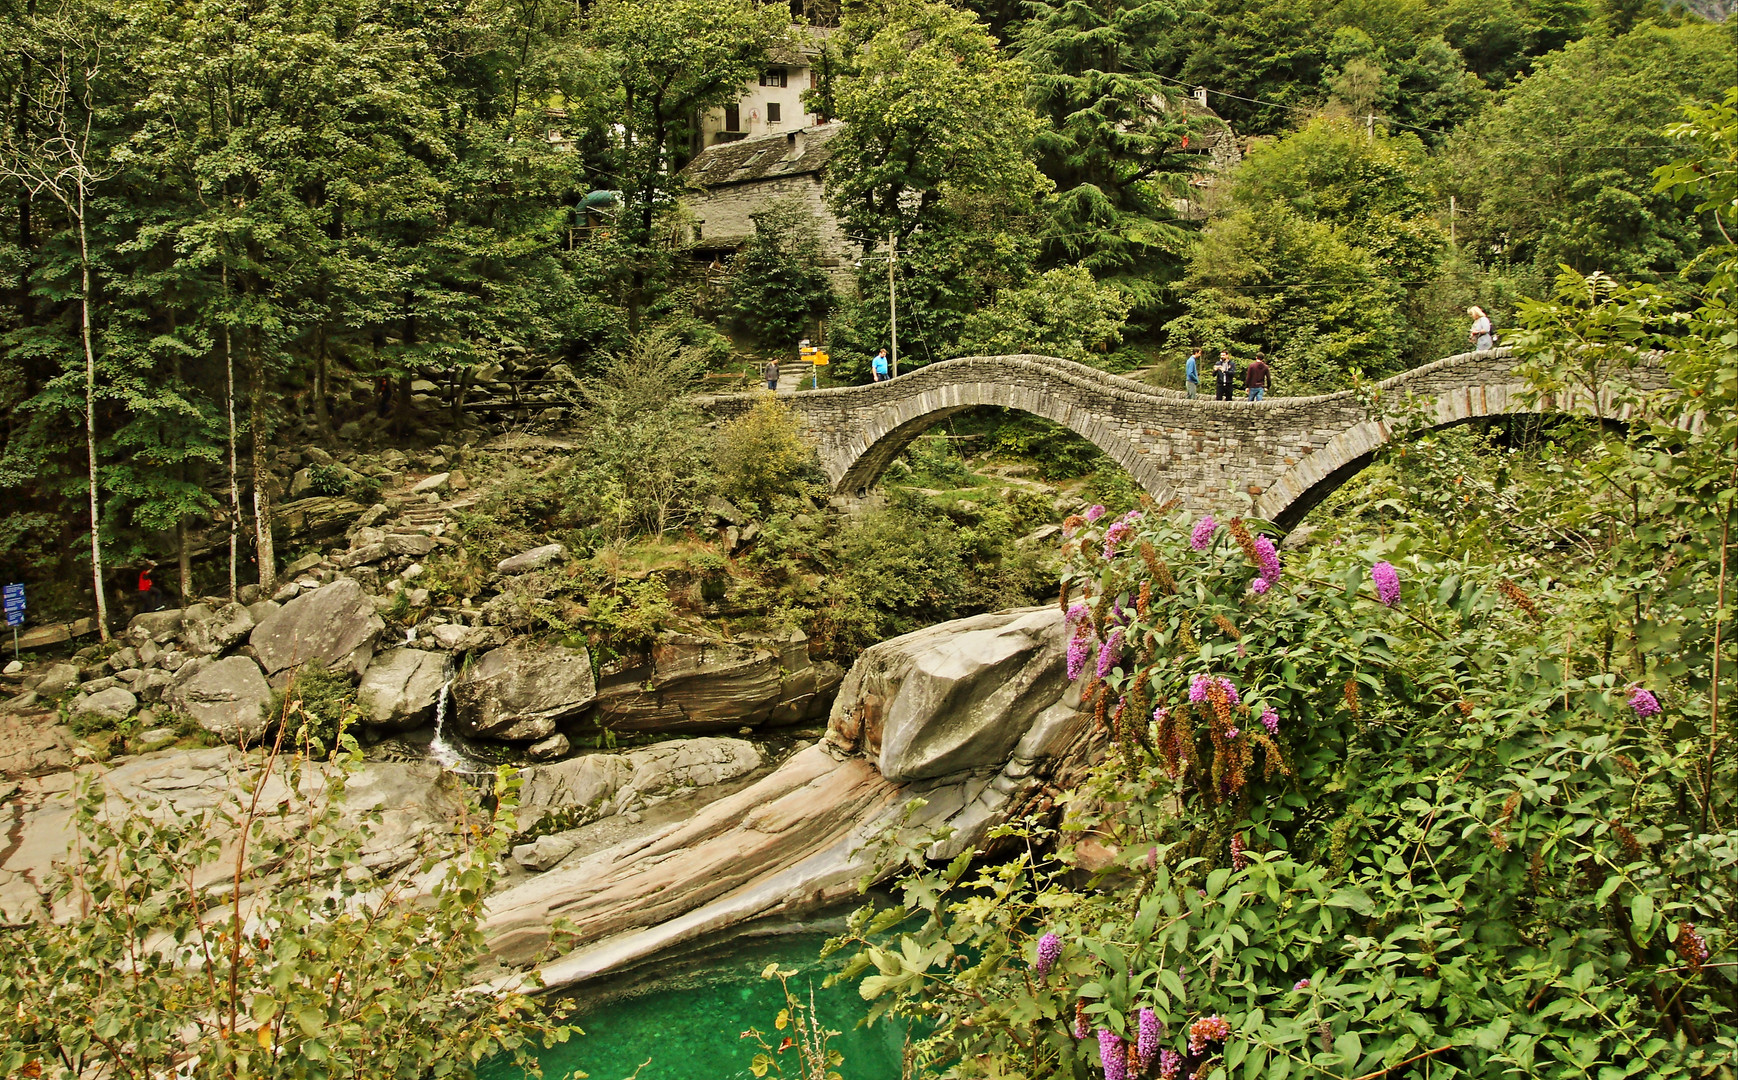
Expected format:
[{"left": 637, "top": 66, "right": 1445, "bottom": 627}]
[{"left": 428, "top": 675, "right": 461, "bottom": 769}]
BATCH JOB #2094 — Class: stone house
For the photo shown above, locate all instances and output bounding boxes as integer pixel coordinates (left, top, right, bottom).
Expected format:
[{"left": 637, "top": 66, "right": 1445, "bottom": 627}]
[
  {"left": 677, "top": 121, "right": 854, "bottom": 274},
  {"left": 694, "top": 27, "right": 833, "bottom": 150}
]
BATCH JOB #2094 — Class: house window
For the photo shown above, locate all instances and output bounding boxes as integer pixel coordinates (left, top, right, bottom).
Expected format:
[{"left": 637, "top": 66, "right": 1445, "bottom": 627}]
[
  {"left": 724, "top": 104, "right": 741, "bottom": 131},
  {"left": 766, "top": 102, "right": 781, "bottom": 124},
  {"left": 759, "top": 68, "right": 787, "bottom": 88}
]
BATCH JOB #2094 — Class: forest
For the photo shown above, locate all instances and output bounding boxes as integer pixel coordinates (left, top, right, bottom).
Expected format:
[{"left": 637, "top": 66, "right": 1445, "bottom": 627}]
[{"left": 2, "top": 0, "right": 1735, "bottom": 631}]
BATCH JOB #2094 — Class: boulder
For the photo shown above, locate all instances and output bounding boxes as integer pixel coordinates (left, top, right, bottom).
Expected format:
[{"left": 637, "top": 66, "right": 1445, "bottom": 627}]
[
  {"left": 452, "top": 641, "right": 595, "bottom": 742},
  {"left": 410, "top": 472, "right": 450, "bottom": 494},
  {"left": 284, "top": 552, "right": 325, "bottom": 577},
  {"left": 249, "top": 578, "right": 383, "bottom": 679},
  {"left": 339, "top": 543, "right": 390, "bottom": 569},
  {"left": 526, "top": 732, "right": 571, "bottom": 761},
  {"left": 170, "top": 656, "right": 274, "bottom": 743},
  {"left": 133, "top": 669, "right": 175, "bottom": 703},
  {"left": 127, "top": 609, "right": 184, "bottom": 643},
  {"left": 496, "top": 544, "right": 563, "bottom": 576},
  {"left": 181, "top": 602, "right": 255, "bottom": 656},
  {"left": 827, "top": 606, "right": 1070, "bottom": 782},
  {"left": 245, "top": 600, "right": 280, "bottom": 625},
  {"left": 356, "top": 648, "right": 448, "bottom": 731},
  {"left": 517, "top": 736, "right": 762, "bottom": 829},
  {"left": 76, "top": 686, "right": 137, "bottom": 722},
  {"left": 386, "top": 533, "right": 436, "bottom": 557},
  {"left": 27, "top": 663, "right": 80, "bottom": 696},
  {"left": 16, "top": 624, "right": 70, "bottom": 650}
]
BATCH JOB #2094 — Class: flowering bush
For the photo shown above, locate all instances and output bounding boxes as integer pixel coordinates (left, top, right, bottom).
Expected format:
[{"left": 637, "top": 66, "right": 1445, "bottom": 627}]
[{"left": 827, "top": 501, "right": 1738, "bottom": 1079}]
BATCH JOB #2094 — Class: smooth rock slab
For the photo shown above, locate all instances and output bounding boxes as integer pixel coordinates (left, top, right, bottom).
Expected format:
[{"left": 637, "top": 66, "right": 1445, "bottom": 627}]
[
  {"left": 496, "top": 544, "right": 563, "bottom": 575},
  {"left": 452, "top": 641, "right": 594, "bottom": 742},
  {"left": 170, "top": 656, "right": 274, "bottom": 743},
  {"left": 75, "top": 687, "right": 137, "bottom": 722}
]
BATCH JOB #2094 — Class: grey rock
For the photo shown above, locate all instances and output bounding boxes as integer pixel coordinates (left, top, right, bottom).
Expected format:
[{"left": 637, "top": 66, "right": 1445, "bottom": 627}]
[
  {"left": 133, "top": 669, "right": 175, "bottom": 703},
  {"left": 271, "top": 582, "right": 301, "bottom": 603},
  {"left": 526, "top": 732, "right": 571, "bottom": 761},
  {"left": 249, "top": 578, "right": 384, "bottom": 679},
  {"left": 127, "top": 609, "right": 184, "bottom": 643},
  {"left": 410, "top": 472, "right": 450, "bottom": 494},
  {"left": 113, "top": 668, "right": 144, "bottom": 684},
  {"left": 304, "top": 446, "right": 335, "bottom": 467},
  {"left": 1, "top": 660, "right": 19, "bottom": 676},
  {"left": 78, "top": 677, "right": 118, "bottom": 695},
  {"left": 28, "top": 663, "right": 80, "bottom": 696},
  {"left": 289, "top": 468, "right": 314, "bottom": 498},
  {"left": 245, "top": 600, "right": 281, "bottom": 625},
  {"left": 170, "top": 655, "right": 274, "bottom": 743},
  {"left": 513, "top": 831, "right": 583, "bottom": 872},
  {"left": 517, "top": 736, "right": 761, "bottom": 830},
  {"left": 138, "top": 728, "right": 178, "bottom": 750},
  {"left": 496, "top": 544, "right": 564, "bottom": 576},
  {"left": 405, "top": 588, "right": 430, "bottom": 608},
  {"left": 78, "top": 686, "right": 138, "bottom": 721},
  {"left": 386, "top": 533, "right": 436, "bottom": 557},
  {"left": 430, "top": 623, "right": 469, "bottom": 650},
  {"left": 155, "top": 649, "right": 188, "bottom": 672},
  {"left": 340, "top": 543, "right": 390, "bottom": 569},
  {"left": 356, "top": 648, "right": 448, "bottom": 731},
  {"left": 107, "top": 647, "right": 139, "bottom": 672},
  {"left": 452, "top": 641, "right": 595, "bottom": 742},
  {"left": 705, "top": 495, "right": 747, "bottom": 526},
  {"left": 2, "top": 689, "right": 41, "bottom": 714},
  {"left": 284, "top": 552, "right": 325, "bottom": 577},
  {"left": 827, "top": 607, "right": 1070, "bottom": 782},
  {"left": 238, "top": 584, "right": 265, "bottom": 605},
  {"left": 182, "top": 602, "right": 255, "bottom": 656}
]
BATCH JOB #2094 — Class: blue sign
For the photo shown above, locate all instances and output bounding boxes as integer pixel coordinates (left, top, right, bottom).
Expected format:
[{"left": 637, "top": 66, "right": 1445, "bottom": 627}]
[{"left": 3, "top": 583, "right": 23, "bottom": 628}]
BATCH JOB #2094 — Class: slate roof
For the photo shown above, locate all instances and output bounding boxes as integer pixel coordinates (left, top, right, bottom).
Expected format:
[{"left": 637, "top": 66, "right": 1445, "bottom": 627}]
[{"left": 682, "top": 123, "right": 846, "bottom": 189}]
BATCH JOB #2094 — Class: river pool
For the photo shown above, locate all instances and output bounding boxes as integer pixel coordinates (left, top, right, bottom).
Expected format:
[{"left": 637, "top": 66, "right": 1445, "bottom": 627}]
[{"left": 481, "top": 928, "right": 910, "bottom": 1080}]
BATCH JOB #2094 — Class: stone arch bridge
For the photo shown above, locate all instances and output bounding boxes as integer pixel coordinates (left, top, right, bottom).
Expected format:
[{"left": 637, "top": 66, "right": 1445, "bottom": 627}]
[{"left": 701, "top": 349, "right": 1661, "bottom": 528}]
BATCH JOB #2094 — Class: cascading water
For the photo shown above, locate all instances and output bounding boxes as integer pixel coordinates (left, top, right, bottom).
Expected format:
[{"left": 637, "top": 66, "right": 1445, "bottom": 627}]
[{"left": 428, "top": 674, "right": 461, "bottom": 770}]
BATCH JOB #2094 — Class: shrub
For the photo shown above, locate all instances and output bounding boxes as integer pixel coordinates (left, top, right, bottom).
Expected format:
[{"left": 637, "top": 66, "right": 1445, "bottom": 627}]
[{"left": 714, "top": 394, "right": 824, "bottom": 511}]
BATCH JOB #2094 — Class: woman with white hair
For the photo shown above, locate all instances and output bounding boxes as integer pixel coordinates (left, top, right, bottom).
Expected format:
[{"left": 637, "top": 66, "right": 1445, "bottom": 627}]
[{"left": 1467, "top": 306, "right": 1493, "bottom": 351}]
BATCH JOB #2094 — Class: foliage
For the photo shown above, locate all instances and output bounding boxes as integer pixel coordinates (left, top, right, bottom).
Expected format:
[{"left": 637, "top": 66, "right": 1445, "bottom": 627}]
[
  {"left": 0, "top": 720, "right": 575, "bottom": 1079},
  {"left": 1446, "top": 22, "right": 1738, "bottom": 284},
  {"left": 714, "top": 394, "right": 826, "bottom": 512},
  {"left": 1014, "top": 0, "right": 1205, "bottom": 301},
  {"left": 954, "top": 267, "right": 1132, "bottom": 365},
  {"left": 823, "top": 114, "right": 1738, "bottom": 1079},
  {"left": 572, "top": 329, "right": 714, "bottom": 537},
  {"left": 273, "top": 661, "right": 362, "bottom": 757},
  {"left": 819, "top": 0, "right": 1045, "bottom": 244},
  {"left": 721, "top": 200, "right": 837, "bottom": 351},
  {"left": 742, "top": 965, "right": 845, "bottom": 1080}
]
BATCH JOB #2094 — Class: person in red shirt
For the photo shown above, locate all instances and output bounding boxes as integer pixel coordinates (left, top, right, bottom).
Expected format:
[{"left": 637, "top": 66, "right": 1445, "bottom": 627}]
[
  {"left": 1245, "top": 354, "right": 1270, "bottom": 402},
  {"left": 136, "top": 563, "right": 167, "bottom": 612}
]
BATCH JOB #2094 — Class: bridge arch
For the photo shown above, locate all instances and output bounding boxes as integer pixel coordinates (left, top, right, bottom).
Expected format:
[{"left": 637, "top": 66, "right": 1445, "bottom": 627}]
[
  {"left": 827, "top": 356, "right": 1177, "bottom": 497},
  {"left": 1253, "top": 376, "right": 1647, "bottom": 528}
]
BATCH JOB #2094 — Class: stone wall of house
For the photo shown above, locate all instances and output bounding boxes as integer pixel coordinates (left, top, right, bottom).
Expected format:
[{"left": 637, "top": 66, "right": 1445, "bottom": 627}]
[
  {"left": 702, "top": 349, "right": 1665, "bottom": 527},
  {"left": 686, "top": 175, "right": 854, "bottom": 271}
]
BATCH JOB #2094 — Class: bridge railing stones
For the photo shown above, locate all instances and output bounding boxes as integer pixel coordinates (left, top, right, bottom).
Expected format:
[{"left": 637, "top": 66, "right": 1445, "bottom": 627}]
[{"left": 698, "top": 347, "right": 1663, "bottom": 527}]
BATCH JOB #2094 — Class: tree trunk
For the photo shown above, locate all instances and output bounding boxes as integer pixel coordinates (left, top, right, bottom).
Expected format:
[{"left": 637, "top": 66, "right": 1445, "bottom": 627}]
[
  {"left": 177, "top": 520, "right": 192, "bottom": 600},
  {"left": 76, "top": 195, "right": 108, "bottom": 643},
  {"left": 312, "top": 322, "right": 334, "bottom": 443},
  {"left": 224, "top": 266, "right": 239, "bottom": 601},
  {"left": 247, "top": 331, "right": 275, "bottom": 594}
]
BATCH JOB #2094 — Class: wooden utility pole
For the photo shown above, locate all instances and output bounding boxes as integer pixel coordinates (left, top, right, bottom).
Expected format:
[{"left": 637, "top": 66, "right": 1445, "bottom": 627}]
[
  {"left": 1449, "top": 196, "right": 1457, "bottom": 247},
  {"left": 888, "top": 231, "right": 898, "bottom": 378}
]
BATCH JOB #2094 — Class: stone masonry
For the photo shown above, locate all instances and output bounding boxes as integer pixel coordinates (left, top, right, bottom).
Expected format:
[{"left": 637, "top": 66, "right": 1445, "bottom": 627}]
[{"left": 702, "top": 349, "right": 1666, "bottom": 527}]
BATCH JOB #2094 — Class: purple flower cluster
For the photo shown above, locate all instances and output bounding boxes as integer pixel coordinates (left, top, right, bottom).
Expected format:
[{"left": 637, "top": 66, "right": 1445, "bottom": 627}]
[
  {"left": 1188, "top": 1015, "right": 1231, "bottom": 1056},
  {"left": 1067, "top": 633, "right": 1093, "bottom": 681},
  {"left": 1253, "top": 535, "right": 1281, "bottom": 582},
  {"left": 1152, "top": 705, "right": 1169, "bottom": 725},
  {"left": 1249, "top": 577, "right": 1272, "bottom": 596},
  {"left": 1230, "top": 833, "right": 1248, "bottom": 869},
  {"left": 1086, "top": 504, "right": 1107, "bottom": 522},
  {"left": 1098, "top": 1029, "right": 1128, "bottom": 1080},
  {"left": 1067, "top": 601, "right": 1091, "bottom": 626},
  {"left": 1260, "top": 706, "right": 1279, "bottom": 735},
  {"left": 1294, "top": 978, "right": 1311, "bottom": 991},
  {"left": 1158, "top": 1049, "right": 1182, "bottom": 1079},
  {"left": 1372, "top": 561, "right": 1401, "bottom": 607},
  {"left": 1189, "top": 674, "right": 1240, "bottom": 705},
  {"left": 1190, "top": 515, "right": 1217, "bottom": 551},
  {"left": 1678, "top": 922, "right": 1710, "bottom": 970},
  {"left": 1135, "top": 1008, "right": 1160, "bottom": 1071},
  {"left": 1097, "top": 628, "right": 1125, "bottom": 677},
  {"left": 1034, "top": 932, "right": 1061, "bottom": 976},
  {"left": 1104, "top": 520, "right": 1133, "bottom": 559},
  {"left": 1629, "top": 685, "right": 1662, "bottom": 719}
]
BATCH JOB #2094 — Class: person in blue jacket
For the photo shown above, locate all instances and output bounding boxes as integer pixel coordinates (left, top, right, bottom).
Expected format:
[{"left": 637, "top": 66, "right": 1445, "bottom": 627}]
[
  {"left": 872, "top": 349, "right": 890, "bottom": 382},
  {"left": 1185, "top": 348, "right": 1201, "bottom": 398}
]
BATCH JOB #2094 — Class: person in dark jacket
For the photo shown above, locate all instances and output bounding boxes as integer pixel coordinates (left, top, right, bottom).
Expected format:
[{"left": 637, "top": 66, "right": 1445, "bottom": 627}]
[
  {"left": 1213, "top": 350, "right": 1238, "bottom": 401},
  {"left": 1245, "top": 354, "right": 1270, "bottom": 401}
]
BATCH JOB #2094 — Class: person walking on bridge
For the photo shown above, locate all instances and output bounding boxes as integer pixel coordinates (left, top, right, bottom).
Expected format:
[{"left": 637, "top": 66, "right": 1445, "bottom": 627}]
[
  {"left": 1468, "top": 306, "right": 1493, "bottom": 352},
  {"left": 1185, "top": 348, "right": 1201, "bottom": 399},
  {"left": 872, "top": 349, "right": 890, "bottom": 383},
  {"left": 1245, "top": 353, "right": 1270, "bottom": 402},
  {"left": 1213, "top": 350, "right": 1238, "bottom": 401}
]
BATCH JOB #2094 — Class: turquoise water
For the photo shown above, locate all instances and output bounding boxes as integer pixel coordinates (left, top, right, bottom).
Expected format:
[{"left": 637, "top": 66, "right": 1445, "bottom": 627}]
[{"left": 484, "top": 931, "right": 909, "bottom": 1080}]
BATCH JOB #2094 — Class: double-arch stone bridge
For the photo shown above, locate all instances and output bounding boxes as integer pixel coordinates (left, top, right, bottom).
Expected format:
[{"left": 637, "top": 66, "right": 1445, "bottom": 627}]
[{"left": 702, "top": 349, "right": 1659, "bottom": 528}]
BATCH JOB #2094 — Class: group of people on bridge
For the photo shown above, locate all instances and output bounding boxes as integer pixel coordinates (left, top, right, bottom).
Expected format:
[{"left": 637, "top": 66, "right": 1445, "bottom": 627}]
[{"left": 1185, "top": 348, "right": 1270, "bottom": 402}]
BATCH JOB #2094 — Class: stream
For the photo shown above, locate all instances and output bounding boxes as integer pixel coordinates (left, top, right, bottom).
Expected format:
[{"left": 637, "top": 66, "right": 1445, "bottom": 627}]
[{"left": 480, "top": 924, "right": 911, "bottom": 1080}]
